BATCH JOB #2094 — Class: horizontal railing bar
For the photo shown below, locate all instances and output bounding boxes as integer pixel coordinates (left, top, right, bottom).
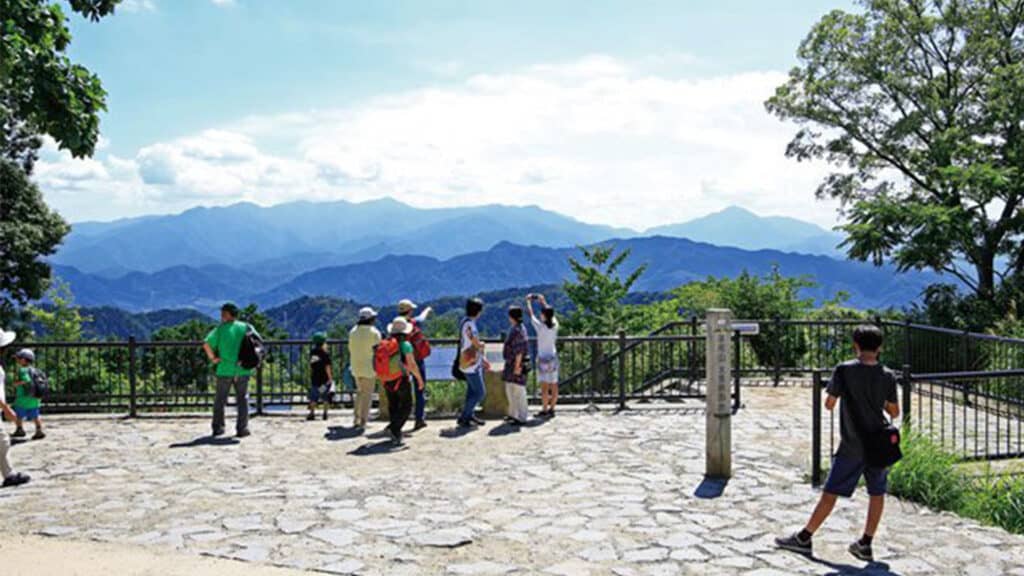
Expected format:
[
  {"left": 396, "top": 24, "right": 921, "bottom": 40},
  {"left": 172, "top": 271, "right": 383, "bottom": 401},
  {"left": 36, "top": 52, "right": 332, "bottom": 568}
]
[{"left": 911, "top": 369, "right": 1024, "bottom": 381}]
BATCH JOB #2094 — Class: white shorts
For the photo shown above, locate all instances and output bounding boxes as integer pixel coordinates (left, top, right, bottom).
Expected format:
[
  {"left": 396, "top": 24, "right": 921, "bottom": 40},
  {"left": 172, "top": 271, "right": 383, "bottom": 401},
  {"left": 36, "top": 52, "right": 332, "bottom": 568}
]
[{"left": 537, "top": 354, "right": 559, "bottom": 384}]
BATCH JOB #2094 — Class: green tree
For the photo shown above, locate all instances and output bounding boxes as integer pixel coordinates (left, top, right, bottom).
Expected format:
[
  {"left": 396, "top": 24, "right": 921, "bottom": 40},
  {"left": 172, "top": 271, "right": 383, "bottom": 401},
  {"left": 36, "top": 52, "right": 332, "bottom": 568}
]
[
  {"left": 0, "top": 160, "right": 71, "bottom": 323},
  {"left": 26, "top": 278, "right": 90, "bottom": 341},
  {"left": 563, "top": 245, "right": 646, "bottom": 335},
  {"left": 239, "top": 303, "right": 288, "bottom": 339},
  {"left": 1, "top": 0, "right": 121, "bottom": 160},
  {"left": 766, "top": 0, "right": 1024, "bottom": 311}
]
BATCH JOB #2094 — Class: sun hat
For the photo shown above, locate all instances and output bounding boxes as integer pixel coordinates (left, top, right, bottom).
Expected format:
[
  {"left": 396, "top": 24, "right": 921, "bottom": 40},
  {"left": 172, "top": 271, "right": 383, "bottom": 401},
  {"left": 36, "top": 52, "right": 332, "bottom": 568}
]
[
  {"left": 397, "top": 299, "right": 417, "bottom": 314},
  {"left": 0, "top": 328, "right": 15, "bottom": 349},
  {"left": 312, "top": 332, "right": 327, "bottom": 345},
  {"left": 358, "top": 307, "right": 378, "bottom": 320},
  {"left": 387, "top": 317, "right": 414, "bottom": 335},
  {"left": 14, "top": 349, "right": 35, "bottom": 362}
]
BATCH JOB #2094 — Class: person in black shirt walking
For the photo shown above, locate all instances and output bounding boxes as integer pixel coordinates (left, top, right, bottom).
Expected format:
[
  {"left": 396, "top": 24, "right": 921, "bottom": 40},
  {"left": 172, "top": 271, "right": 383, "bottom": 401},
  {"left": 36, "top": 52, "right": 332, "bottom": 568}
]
[{"left": 776, "top": 324, "right": 900, "bottom": 562}]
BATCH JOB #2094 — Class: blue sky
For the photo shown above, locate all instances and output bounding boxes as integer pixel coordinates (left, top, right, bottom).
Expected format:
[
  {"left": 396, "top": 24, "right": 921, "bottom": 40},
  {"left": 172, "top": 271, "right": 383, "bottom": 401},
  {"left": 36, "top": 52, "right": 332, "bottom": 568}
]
[{"left": 40, "top": 0, "right": 855, "bottom": 227}]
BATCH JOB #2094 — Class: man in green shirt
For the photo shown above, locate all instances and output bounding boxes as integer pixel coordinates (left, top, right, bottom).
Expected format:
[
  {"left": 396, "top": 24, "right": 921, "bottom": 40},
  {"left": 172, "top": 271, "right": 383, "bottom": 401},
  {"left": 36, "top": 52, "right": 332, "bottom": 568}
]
[{"left": 203, "top": 303, "right": 258, "bottom": 437}]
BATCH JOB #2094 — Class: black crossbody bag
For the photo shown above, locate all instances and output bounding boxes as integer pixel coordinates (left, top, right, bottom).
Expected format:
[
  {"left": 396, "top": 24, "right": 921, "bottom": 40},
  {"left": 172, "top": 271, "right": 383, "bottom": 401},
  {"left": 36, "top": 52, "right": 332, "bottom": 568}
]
[{"left": 844, "top": 366, "right": 902, "bottom": 468}]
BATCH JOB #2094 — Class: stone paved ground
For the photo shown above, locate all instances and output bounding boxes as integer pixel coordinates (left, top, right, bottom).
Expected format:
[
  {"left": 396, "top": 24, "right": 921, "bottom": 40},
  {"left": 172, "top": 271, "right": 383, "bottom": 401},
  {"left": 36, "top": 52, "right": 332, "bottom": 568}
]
[{"left": 2, "top": 388, "right": 1023, "bottom": 575}]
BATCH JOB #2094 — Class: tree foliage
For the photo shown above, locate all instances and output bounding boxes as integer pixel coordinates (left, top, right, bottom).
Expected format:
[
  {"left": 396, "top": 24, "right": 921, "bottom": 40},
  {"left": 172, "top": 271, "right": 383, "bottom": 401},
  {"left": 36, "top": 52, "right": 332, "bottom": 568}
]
[
  {"left": 0, "top": 0, "right": 120, "bottom": 159},
  {"left": 563, "top": 245, "right": 646, "bottom": 335},
  {"left": 0, "top": 159, "right": 71, "bottom": 323},
  {"left": 26, "top": 278, "right": 90, "bottom": 341},
  {"left": 767, "top": 0, "right": 1024, "bottom": 307}
]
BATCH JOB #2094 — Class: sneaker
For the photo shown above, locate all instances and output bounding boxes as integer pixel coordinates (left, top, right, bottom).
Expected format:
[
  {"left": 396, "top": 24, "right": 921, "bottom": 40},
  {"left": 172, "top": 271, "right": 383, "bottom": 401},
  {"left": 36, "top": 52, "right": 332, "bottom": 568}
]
[
  {"left": 456, "top": 419, "right": 473, "bottom": 429},
  {"left": 509, "top": 419, "right": 523, "bottom": 427},
  {"left": 11, "top": 428, "right": 25, "bottom": 438},
  {"left": 322, "top": 412, "right": 329, "bottom": 421},
  {"left": 1, "top": 472, "right": 30, "bottom": 488},
  {"left": 471, "top": 416, "right": 486, "bottom": 426},
  {"left": 775, "top": 532, "right": 813, "bottom": 556},
  {"left": 547, "top": 410, "right": 556, "bottom": 418},
  {"left": 212, "top": 429, "right": 225, "bottom": 437},
  {"left": 535, "top": 410, "right": 549, "bottom": 418},
  {"left": 236, "top": 429, "right": 251, "bottom": 438},
  {"left": 32, "top": 430, "right": 45, "bottom": 440},
  {"left": 848, "top": 540, "right": 873, "bottom": 562},
  {"left": 413, "top": 420, "right": 427, "bottom": 431}
]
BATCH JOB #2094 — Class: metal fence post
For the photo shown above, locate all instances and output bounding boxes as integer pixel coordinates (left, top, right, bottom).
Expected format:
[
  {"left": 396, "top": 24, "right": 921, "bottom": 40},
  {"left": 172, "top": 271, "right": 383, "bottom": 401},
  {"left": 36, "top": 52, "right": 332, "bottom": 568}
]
[
  {"left": 773, "top": 317, "right": 782, "bottom": 387},
  {"left": 256, "top": 364, "right": 265, "bottom": 416},
  {"left": 961, "top": 329, "right": 970, "bottom": 372},
  {"left": 812, "top": 371, "right": 822, "bottom": 487},
  {"left": 128, "top": 336, "right": 137, "bottom": 418},
  {"left": 618, "top": 330, "right": 627, "bottom": 410},
  {"left": 903, "top": 318, "right": 913, "bottom": 369},
  {"left": 688, "top": 316, "right": 698, "bottom": 386},
  {"left": 901, "top": 364, "right": 912, "bottom": 427},
  {"left": 733, "top": 330, "right": 741, "bottom": 410}
]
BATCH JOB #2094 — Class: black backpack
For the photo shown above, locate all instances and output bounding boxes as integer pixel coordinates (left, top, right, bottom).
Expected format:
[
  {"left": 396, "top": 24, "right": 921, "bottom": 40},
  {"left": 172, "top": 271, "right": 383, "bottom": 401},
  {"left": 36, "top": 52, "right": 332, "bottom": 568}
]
[
  {"left": 237, "top": 325, "right": 266, "bottom": 370},
  {"left": 28, "top": 368, "right": 49, "bottom": 400},
  {"left": 450, "top": 318, "right": 468, "bottom": 382}
]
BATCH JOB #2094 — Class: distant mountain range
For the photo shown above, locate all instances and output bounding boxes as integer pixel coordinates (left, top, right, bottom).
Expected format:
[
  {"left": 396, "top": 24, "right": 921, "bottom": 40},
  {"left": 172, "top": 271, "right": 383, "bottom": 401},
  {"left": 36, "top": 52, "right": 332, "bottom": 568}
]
[
  {"left": 53, "top": 200, "right": 844, "bottom": 278},
  {"left": 53, "top": 236, "right": 936, "bottom": 313}
]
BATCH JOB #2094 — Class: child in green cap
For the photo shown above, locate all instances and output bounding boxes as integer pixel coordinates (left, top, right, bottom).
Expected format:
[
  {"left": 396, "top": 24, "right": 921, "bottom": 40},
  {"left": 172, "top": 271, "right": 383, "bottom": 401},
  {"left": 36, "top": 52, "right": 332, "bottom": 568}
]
[{"left": 308, "top": 332, "right": 334, "bottom": 421}]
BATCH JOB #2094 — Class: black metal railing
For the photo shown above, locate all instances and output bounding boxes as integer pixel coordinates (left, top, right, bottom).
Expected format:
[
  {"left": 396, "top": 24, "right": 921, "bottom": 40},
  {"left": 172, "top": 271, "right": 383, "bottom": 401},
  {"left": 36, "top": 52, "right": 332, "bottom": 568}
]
[{"left": 10, "top": 332, "right": 722, "bottom": 416}]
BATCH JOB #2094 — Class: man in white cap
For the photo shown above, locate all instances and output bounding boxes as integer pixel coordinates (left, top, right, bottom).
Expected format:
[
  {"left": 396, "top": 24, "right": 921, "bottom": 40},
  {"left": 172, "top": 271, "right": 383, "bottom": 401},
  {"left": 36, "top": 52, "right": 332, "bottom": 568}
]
[
  {"left": 397, "top": 299, "right": 432, "bottom": 430},
  {"left": 348, "top": 307, "right": 381, "bottom": 430},
  {"left": 0, "top": 327, "right": 30, "bottom": 488}
]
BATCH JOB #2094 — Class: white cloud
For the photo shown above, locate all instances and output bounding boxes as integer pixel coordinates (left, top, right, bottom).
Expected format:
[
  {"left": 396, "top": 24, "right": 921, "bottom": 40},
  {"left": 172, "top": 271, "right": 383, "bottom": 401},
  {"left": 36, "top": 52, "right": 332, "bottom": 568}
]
[
  {"left": 35, "top": 54, "right": 837, "bottom": 228},
  {"left": 120, "top": 0, "right": 156, "bottom": 13}
]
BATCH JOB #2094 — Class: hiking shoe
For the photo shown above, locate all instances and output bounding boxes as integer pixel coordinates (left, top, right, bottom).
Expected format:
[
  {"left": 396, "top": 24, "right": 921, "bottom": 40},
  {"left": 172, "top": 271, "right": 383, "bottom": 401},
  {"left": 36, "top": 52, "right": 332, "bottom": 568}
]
[
  {"left": 456, "top": 419, "right": 473, "bottom": 429},
  {"left": 212, "top": 428, "right": 225, "bottom": 437},
  {"left": 306, "top": 413, "right": 316, "bottom": 421},
  {"left": 848, "top": 540, "right": 873, "bottom": 562},
  {"left": 413, "top": 420, "right": 428, "bottom": 431},
  {"left": 32, "top": 430, "right": 45, "bottom": 440},
  {"left": 509, "top": 419, "right": 523, "bottom": 427},
  {"left": 11, "top": 428, "right": 25, "bottom": 438},
  {"left": 535, "top": 410, "right": 549, "bottom": 418},
  {"left": 236, "top": 429, "right": 251, "bottom": 438},
  {"left": 1, "top": 473, "right": 30, "bottom": 488},
  {"left": 775, "top": 532, "right": 812, "bottom": 556},
  {"left": 471, "top": 416, "right": 486, "bottom": 426}
]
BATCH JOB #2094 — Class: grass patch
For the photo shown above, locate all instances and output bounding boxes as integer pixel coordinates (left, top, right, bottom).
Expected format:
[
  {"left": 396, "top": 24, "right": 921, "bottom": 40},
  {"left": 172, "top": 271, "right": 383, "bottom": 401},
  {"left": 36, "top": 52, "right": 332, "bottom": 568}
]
[
  {"left": 425, "top": 380, "right": 464, "bottom": 416},
  {"left": 889, "top": 429, "right": 1024, "bottom": 534}
]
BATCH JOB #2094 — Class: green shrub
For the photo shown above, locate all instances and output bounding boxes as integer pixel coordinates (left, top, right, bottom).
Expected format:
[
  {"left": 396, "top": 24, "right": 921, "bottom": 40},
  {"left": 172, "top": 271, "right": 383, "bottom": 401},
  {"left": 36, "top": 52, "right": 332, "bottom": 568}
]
[
  {"left": 426, "top": 380, "right": 464, "bottom": 415},
  {"left": 890, "top": 430, "right": 1024, "bottom": 535},
  {"left": 889, "top": 430, "right": 967, "bottom": 511}
]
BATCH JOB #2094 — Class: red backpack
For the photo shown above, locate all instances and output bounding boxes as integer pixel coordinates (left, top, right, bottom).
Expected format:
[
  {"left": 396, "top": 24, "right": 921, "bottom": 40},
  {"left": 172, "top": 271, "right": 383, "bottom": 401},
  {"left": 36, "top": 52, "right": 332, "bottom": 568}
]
[
  {"left": 373, "top": 338, "right": 405, "bottom": 384},
  {"left": 408, "top": 320, "right": 432, "bottom": 360}
]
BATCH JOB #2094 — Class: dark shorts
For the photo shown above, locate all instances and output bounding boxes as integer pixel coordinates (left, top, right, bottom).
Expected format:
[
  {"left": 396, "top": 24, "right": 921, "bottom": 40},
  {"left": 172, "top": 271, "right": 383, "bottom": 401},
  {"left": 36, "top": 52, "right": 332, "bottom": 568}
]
[
  {"left": 309, "top": 383, "right": 329, "bottom": 403},
  {"left": 824, "top": 455, "right": 889, "bottom": 497}
]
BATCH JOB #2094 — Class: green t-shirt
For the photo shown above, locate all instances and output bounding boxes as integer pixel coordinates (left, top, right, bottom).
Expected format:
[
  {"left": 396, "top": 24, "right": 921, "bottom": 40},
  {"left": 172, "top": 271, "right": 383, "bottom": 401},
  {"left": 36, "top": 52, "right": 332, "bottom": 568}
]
[
  {"left": 400, "top": 341, "right": 413, "bottom": 357},
  {"left": 205, "top": 321, "right": 255, "bottom": 378},
  {"left": 14, "top": 366, "right": 41, "bottom": 410}
]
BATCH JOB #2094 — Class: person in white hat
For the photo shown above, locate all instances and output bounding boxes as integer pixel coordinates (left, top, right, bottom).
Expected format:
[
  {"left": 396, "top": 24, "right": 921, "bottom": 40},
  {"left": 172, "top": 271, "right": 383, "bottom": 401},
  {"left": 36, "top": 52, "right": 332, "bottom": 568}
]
[
  {"left": 397, "top": 299, "right": 433, "bottom": 430},
  {"left": 379, "top": 317, "right": 425, "bottom": 446},
  {"left": 0, "top": 328, "right": 30, "bottom": 488},
  {"left": 348, "top": 307, "right": 381, "bottom": 430}
]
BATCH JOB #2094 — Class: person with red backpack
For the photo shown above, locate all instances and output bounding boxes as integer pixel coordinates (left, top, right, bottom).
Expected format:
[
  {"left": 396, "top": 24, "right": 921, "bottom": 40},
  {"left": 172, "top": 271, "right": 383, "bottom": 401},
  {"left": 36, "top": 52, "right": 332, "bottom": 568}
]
[
  {"left": 398, "top": 299, "right": 432, "bottom": 431},
  {"left": 375, "top": 317, "right": 425, "bottom": 447}
]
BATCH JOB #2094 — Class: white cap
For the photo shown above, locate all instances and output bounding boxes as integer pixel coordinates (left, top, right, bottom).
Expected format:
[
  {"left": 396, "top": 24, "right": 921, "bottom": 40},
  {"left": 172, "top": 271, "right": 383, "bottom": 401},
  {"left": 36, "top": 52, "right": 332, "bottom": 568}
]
[
  {"left": 358, "top": 307, "right": 378, "bottom": 320},
  {"left": 398, "top": 299, "right": 417, "bottom": 314},
  {"left": 0, "top": 328, "right": 15, "bottom": 349}
]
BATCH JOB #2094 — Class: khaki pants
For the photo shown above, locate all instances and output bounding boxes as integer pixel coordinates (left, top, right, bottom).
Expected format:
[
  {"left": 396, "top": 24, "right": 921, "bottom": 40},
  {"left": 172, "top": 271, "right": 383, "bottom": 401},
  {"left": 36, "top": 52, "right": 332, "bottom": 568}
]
[
  {"left": 505, "top": 382, "right": 529, "bottom": 423},
  {"left": 0, "top": 425, "right": 12, "bottom": 479},
  {"left": 353, "top": 377, "right": 376, "bottom": 427}
]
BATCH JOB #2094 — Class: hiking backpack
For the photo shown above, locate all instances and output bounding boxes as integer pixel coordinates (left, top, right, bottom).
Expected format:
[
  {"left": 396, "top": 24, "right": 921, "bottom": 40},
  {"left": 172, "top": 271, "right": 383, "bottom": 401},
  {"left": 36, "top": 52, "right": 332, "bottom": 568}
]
[
  {"left": 237, "top": 324, "right": 267, "bottom": 370},
  {"left": 373, "top": 338, "right": 405, "bottom": 384},
  {"left": 28, "top": 367, "right": 49, "bottom": 400},
  {"left": 408, "top": 320, "right": 432, "bottom": 360}
]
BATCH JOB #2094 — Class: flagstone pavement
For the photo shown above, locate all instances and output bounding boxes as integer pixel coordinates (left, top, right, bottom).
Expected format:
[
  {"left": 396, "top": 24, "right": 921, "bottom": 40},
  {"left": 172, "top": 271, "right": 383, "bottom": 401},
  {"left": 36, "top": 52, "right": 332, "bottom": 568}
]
[{"left": 2, "top": 387, "right": 1022, "bottom": 575}]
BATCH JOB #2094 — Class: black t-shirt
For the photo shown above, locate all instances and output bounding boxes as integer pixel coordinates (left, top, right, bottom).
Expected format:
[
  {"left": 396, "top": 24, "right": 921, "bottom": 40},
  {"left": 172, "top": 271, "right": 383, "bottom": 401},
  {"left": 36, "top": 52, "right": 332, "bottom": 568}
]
[
  {"left": 827, "top": 359, "right": 899, "bottom": 461},
  {"left": 310, "top": 347, "right": 331, "bottom": 387}
]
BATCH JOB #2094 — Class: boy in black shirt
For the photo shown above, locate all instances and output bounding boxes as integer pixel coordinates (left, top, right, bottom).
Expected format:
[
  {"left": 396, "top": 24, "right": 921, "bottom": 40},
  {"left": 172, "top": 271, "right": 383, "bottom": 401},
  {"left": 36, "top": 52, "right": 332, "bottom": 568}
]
[
  {"left": 776, "top": 324, "right": 900, "bottom": 562},
  {"left": 308, "top": 332, "right": 334, "bottom": 421}
]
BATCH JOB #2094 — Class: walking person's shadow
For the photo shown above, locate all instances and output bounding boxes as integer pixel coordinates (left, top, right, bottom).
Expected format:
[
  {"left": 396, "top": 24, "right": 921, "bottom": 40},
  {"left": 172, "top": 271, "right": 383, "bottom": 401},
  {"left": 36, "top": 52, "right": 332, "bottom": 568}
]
[
  {"left": 324, "top": 426, "right": 364, "bottom": 441},
  {"left": 168, "top": 435, "right": 239, "bottom": 448},
  {"left": 813, "top": 557, "right": 899, "bottom": 575},
  {"left": 348, "top": 440, "right": 407, "bottom": 456}
]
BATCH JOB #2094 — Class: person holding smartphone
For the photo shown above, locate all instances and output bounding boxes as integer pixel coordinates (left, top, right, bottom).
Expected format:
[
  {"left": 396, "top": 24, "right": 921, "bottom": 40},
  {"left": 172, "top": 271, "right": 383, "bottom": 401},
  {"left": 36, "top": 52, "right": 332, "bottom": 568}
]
[{"left": 526, "top": 293, "right": 560, "bottom": 418}]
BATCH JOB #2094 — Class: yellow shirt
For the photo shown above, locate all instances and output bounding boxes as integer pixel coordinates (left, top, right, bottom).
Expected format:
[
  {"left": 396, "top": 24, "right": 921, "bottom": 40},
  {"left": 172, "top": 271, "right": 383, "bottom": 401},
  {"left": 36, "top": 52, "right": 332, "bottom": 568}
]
[{"left": 348, "top": 325, "right": 382, "bottom": 379}]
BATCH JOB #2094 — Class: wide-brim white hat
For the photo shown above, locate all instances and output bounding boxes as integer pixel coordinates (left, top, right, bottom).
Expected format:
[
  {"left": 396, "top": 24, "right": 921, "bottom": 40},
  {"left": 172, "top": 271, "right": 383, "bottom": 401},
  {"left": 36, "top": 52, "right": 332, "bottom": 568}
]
[
  {"left": 0, "top": 329, "right": 15, "bottom": 349},
  {"left": 358, "top": 307, "right": 378, "bottom": 320},
  {"left": 387, "top": 317, "right": 414, "bottom": 335}
]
